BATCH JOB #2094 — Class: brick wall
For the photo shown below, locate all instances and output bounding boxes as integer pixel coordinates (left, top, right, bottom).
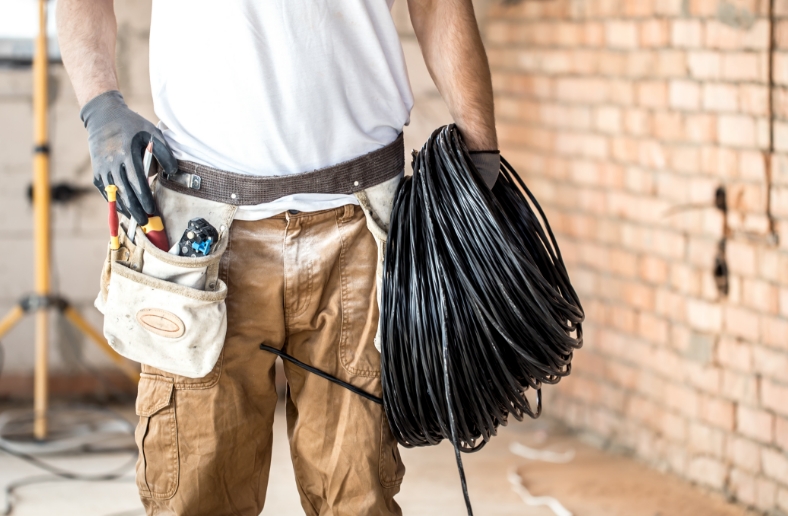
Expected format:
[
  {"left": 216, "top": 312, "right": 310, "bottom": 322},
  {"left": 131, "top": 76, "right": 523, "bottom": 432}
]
[{"left": 485, "top": 0, "right": 788, "bottom": 513}]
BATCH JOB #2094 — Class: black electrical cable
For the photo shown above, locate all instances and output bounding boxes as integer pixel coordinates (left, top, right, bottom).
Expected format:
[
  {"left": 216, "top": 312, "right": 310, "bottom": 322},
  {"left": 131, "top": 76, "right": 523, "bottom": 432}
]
[
  {"left": 380, "top": 125, "right": 584, "bottom": 515},
  {"left": 259, "top": 344, "right": 383, "bottom": 405}
]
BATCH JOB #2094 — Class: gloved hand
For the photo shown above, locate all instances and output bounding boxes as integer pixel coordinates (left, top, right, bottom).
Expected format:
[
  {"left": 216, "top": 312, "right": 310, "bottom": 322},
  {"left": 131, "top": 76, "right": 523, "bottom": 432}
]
[
  {"left": 80, "top": 90, "right": 178, "bottom": 225},
  {"left": 469, "top": 150, "right": 501, "bottom": 190}
]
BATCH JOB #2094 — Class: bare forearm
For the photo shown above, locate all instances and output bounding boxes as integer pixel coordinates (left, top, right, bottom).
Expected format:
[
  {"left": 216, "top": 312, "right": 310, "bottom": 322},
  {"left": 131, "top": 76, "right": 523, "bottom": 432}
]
[
  {"left": 57, "top": 0, "right": 118, "bottom": 106},
  {"left": 408, "top": 0, "right": 497, "bottom": 151}
]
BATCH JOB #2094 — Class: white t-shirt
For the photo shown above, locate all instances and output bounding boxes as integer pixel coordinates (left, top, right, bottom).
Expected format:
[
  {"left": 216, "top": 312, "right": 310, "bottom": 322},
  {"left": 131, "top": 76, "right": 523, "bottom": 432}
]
[{"left": 149, "top": 0, "right": 413, "bottom": 220}]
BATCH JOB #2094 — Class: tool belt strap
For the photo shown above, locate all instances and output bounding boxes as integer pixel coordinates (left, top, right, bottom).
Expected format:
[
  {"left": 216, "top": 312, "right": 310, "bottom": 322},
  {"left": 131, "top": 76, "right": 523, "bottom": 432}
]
[{"left": 158, "top": 133, "right": 404, "bottom": 206}]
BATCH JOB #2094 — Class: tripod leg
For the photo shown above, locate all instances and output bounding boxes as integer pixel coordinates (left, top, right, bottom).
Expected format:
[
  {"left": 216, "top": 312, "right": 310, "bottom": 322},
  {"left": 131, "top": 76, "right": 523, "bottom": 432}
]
[
  {"left": 63, "top": 307, "right": 140, "bottom": 383},
  {"left": 0, "top": 305, "right": 25, "bottom": 340}
]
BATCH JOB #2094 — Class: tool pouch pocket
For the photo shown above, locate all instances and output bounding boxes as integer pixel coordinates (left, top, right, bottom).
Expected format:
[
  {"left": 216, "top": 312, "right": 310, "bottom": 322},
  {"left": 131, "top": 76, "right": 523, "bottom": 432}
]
[
  {"left": 96, "top": 181, "right": 236, "bottom": 378},
  {"left": 355, "top": 172, "right": 403, "bottom": 353}
]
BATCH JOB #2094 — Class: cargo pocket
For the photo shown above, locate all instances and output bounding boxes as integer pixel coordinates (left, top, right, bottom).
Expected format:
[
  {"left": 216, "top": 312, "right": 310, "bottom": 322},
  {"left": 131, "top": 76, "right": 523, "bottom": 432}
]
[
  {"left": 379, "top": 414, "right": 405, "bottom": 489},
  {"left": 136, "top": 374, "right": 178, "bottom": 500},
  {"left": 96, "top": 208, "right": 231, "bottom": 378}
]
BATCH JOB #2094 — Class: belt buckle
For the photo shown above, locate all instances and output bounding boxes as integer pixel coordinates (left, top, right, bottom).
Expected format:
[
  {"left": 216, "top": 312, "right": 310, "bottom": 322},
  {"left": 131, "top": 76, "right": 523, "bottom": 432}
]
[{"left": 165, "top": 170, "right": 201, "bottom": 190}]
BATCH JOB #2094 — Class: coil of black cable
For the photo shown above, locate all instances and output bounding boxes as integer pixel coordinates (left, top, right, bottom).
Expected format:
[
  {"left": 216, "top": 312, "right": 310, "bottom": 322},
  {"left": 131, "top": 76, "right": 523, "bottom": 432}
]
[{"left": 380, "top": 124, "right": 584, "bottom": 515}]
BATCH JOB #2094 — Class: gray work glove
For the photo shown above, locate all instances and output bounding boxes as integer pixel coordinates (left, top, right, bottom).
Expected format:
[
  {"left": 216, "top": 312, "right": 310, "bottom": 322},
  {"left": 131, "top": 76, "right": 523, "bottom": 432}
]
[
  {"left": 80, "top": 90, "right": 178, "bottom": 225},
  {"left": 469, "top": 150, "right": 501, "bottom": 190}
]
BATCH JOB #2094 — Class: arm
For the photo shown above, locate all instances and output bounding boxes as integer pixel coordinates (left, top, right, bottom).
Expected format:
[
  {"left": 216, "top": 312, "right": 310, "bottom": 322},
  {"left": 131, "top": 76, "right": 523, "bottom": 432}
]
[
  {"left": 407, "top": 0, "right": 497, "bottom": 152},
  {"left": 56, "top": 0, "right": 177, "bottom": 225},
  {"left": 57, "top": 0, "right": 118, "bottom": 107}
]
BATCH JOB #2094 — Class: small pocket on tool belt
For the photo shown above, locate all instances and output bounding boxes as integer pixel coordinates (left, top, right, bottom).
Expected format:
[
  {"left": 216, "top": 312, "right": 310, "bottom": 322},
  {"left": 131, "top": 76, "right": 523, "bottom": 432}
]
[
  {"left": 355, "top": 173, "right": 403, "bottom": 353},
  {"left": 96, "top": 214, "right": 230, "bottom": 378},
  {"left": 135, "top": 374, "right": 179, "bottom": 500}
]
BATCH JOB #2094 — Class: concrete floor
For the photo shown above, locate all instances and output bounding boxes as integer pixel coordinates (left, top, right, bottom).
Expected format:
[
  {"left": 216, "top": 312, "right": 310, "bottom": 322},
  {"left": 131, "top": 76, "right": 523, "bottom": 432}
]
[{"left": 0, "top": 399, "right": 755, "bottom": 516}]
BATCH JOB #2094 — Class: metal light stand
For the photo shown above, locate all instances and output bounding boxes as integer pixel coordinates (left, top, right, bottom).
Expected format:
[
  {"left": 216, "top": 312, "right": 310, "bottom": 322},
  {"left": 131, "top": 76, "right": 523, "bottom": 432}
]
[{"left": 0, "top": 0, "right": 138, "bottom": 440}]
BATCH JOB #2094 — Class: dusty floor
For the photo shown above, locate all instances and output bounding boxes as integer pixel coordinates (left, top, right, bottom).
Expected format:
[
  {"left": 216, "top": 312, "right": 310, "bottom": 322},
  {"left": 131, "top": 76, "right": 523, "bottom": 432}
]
[{"left": 0, "top": 398, "right": 756, "bottom": 516}]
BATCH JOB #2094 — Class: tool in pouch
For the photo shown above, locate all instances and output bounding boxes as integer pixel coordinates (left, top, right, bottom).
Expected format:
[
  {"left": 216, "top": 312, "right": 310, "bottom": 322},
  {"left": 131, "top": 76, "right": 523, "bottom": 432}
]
[
  {"left": 140, "top": 139, "right": 170, "bottom": 251},
  {"left": 97, "top": 145, "right": 232, "bottom": 379}
]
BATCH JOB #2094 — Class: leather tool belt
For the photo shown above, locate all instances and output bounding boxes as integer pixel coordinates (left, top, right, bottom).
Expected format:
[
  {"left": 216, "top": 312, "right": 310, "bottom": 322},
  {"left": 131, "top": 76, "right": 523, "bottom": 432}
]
[{"left": 158, "top": 133, "right": 405, "bottom": 205}]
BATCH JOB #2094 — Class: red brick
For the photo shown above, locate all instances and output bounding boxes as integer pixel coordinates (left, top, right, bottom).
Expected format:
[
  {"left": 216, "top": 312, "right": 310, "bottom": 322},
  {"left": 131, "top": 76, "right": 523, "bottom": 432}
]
[
  {"left": 637, "top": 81, "right": 668, "bottom": 108},
  {"left": 701, "top": 145, "right": 738, "bottom": 178},
  {"left": 626, "top": 51, "right": 656, "bottom": 78},
  {"left": 655, "top": 50, "right": 688, "bottom": 78},
  {"left": 727, "top": 436, "right": 762, "bottom": 473},
  {"left": 700, "top": 395, "right": 736, "bottom": 430},
  {"left": 718, "top": 115, "right": 757, "bottom": 148},
  {"left": 762, "top": 380, "right": 788, "bottom": 417},
  {"left": 762, "top": 447, "right": 788, "bottom": 482},
  {"left": 724, "top": 306, "right": 760, "bottom": 341},
  {"left": 689, "top": 422, "right": 726, "bottom": 457},
  {"left": 688, "top": 51, "right": 722, "bottom": 79},
  {"left": 738, "top": 405, "right": 775, "bottom": 443},
  {"left": 594, "top": 106, "right": 622, "bottom": 134},
  {"left": 684, "top": 114, "right": 717, "bottom": 144},
  {"left": 688, "top": 0, "right": 718, "bottom": 16},
  {"left": 655, "top": 0, "right": 685, "bottom": 16},
  {"left": 652, "top": 111, "right": 684, "bottom": 141},
  {"left": 609, "top": 80, "right": 636, "bottom": 106},
  {"left": 640, "top": 19, "right": 669, "bottom": 47},
  {"left": 705, "top": 20, "right": 769, "bottom": 51},
  {"left": 739, "top": 85, "right": 768, "bottom": 116},
  {"left": 776, "top": 20, "right": 788, "bottom": 49},
  {"left": 606, "top": 21, "right": 639, "bottom": 49},
  {"left": 687, "top": 363, "right": 723, "bottom": 394},
  {"left": 755, "top": 478, "right": 778, "bottom": 512},
  {"left": 584, "top": 22, "right": 605, "bottom": 47},
  {"left": 739, "top": 150, "right": 767, "bottom": 182},
  {"left": 639, "top": 255, "right": 669, "bottom": 284},
  {"left": 761, "top": 315, "right": 788, "bottom": 351},
  {"left": 776, "top": 416, "right": 788, "bottom": 450},
  {"left": 730, "top": 468, "right": 757, "bottom": 506},
  {"left": 623, "top": 0, "right": 657, "bottom": 17},
  {"left": 721, "top": 370, "right": 759, "bottom": 405},
  {"left": 556, "top": 78, "right": 609, "bottom": 104},
  {"left": 637, "top": 312, "right": 669, "bottom": 345},
  {"left": 742, "top": 279, "right": 779, "bottom": 314},
  {"left": 687, "top": 457, "right": 727, "bottom": 489},
  {"left": 774, "top": 53, "right": 788, "bottom": 87},
  {"left": 717, "top": 337, "right": 753, "bottom": 372},
  {"left": 669, "top": 80, "right": 701, "bottom": 110},
  {"left": 687, "top": 299, "right": 723, "bottom": 332},
  {"left": 774, "top": 122, "right": 788, "bottom": 154},
  {"left": 702, "top": 83, "right": 738, "bottom": 112},
  {"left": 781, "top": 289, "right": 788, "bottom": 319},
  {"left": 723, "top": 52, "right": 767, "bottom": 82},
  {"left": 671, "top": 20, "right": 703, "bottom": 48}
]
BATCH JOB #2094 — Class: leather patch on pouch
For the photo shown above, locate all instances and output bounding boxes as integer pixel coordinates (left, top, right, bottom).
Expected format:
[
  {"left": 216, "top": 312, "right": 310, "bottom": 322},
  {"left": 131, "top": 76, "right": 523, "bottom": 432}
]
[{"left": 136, "top": 308, "right": 186, "bottom": 339}]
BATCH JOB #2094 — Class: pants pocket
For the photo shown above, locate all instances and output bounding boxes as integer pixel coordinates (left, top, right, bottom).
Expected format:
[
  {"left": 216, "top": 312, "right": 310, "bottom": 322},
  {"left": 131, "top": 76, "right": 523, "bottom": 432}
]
[
  {"left": 379, "top": 415, "right": 405, "bottom": 489},
  {"left": 135, "top": 374, "right": 179, "bottom": 500}
]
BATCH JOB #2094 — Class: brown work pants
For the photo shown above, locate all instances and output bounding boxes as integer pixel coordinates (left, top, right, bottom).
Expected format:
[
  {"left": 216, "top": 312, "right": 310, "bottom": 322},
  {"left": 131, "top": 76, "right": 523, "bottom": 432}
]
[{"left": 134, "top": 205, "right": 405, "bottom": 515}]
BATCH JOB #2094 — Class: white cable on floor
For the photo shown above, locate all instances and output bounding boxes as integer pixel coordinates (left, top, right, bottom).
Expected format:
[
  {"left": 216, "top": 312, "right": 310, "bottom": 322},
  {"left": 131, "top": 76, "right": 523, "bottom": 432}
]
[
  {"left": 507, "top": 469, "right": 572, "bottom": 516},
  {"left": 509, "top": 442, "right": 575, "bottom": 463}
]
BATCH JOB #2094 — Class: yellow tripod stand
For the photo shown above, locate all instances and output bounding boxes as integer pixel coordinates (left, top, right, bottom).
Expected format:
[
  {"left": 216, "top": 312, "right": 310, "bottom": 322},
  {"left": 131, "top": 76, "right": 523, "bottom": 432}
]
[{"left": 0, "top": 0, "right": 139, "bottom": 440}]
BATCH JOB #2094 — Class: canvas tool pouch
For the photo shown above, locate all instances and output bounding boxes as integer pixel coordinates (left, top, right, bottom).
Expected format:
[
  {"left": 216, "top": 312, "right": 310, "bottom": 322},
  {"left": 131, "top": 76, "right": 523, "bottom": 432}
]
[{"left": 95, "top": 179, "right": 237, "bottom": 378}]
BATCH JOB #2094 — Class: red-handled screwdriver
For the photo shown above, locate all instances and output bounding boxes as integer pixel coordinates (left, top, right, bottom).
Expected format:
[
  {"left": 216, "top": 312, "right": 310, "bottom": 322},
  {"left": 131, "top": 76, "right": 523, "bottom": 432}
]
[
  {"left": 105, "top": 185, "right": 120, "bottom": 250},
  {"left": 140, "top": 139, "right": 170, "bottom": 251}
]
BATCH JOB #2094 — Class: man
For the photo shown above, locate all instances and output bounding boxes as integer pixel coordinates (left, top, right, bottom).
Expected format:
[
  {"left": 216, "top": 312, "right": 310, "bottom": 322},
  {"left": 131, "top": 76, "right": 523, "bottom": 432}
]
[{"left": 58, "top": 0, "right": 498, "bottom": 514}]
